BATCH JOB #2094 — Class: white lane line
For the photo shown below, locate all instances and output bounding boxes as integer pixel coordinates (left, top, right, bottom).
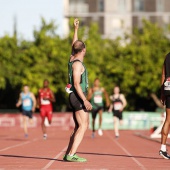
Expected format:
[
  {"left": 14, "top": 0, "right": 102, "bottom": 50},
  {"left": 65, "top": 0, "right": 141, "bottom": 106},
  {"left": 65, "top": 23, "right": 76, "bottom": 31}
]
[
  {"left": 0, "top": 138, "right": 38, "bottom": 152},
  {"left": 105, "top": 131, "right": 147, "bottom": 170},
  {"left": 41, "top": 146, "right": 67, "bottom": 170}
]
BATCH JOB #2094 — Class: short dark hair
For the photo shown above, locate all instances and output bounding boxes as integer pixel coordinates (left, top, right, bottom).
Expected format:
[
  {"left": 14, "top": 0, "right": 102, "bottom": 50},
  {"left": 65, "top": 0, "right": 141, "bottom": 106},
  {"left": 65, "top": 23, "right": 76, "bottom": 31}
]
[
  {"left": 94, "top": 78, "right": 99, "bottom": 81},
  {"left": 72, "top": 40, "right": 86, "bottom": 54},
  {"left": 44, "top": 79, "right": 49, "bottom": 83}
]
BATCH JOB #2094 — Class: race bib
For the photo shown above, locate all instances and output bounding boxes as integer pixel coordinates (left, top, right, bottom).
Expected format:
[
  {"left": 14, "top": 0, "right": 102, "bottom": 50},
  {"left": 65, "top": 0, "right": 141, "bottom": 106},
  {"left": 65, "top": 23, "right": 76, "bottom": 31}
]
[
  {"left": 94, "top": 95, "right": 102, "bottom": 103},
  {"left": 23, "top": 99, "right": 31, "bottom": 107},
  {"left": 41, "top": 98, "right": 50, "bottom": 105},
  {"left": 114, "top": 102, "right": 122, "bottom": 110},
  {"left": 65, "top": 84, "right": 73, "bottom": 94},
  {"left": 164, "top": 80, "right": 170, "bottom": 91}
]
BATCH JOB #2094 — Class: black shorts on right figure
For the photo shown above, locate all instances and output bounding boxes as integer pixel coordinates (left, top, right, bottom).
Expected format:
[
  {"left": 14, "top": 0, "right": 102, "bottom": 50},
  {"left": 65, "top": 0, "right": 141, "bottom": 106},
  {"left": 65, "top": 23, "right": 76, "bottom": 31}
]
[
  {"left": 113, "top": 110, "right": 122, "bottom": 120},
  {"left": 165, "top": 96, "right": 170, "bottom": 109}
]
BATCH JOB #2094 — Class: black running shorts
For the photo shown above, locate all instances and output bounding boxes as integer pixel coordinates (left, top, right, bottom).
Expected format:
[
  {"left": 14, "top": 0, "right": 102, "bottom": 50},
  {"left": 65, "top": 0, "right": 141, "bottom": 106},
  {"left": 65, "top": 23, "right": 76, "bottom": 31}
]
[
  {"left": 113, "top": 110, "right": 123, "bottom": 120},
  {"left": 22, "top": 110, "right": 33, "bottom": 119},
  {"left": 91, "top": 107, "right": 103, "bottom": 119},
  {"left": 69, "top": 92, "right": 87, "bottom": 112},
  {"left": 165, "top": 96, "right": 170, "bottom": 108}
]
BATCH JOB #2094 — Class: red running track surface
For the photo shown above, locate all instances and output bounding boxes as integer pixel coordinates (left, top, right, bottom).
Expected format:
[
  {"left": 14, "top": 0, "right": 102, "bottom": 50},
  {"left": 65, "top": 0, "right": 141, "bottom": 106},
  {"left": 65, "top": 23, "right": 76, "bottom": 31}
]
[{"left": 0, "top": 126, "right": 170, "bottom": 170}]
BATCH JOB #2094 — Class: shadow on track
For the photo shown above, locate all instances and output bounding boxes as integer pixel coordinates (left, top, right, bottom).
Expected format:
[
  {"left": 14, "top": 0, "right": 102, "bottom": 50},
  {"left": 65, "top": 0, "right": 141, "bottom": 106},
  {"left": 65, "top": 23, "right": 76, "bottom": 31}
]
[
  {"left": 77, "top": 152, "right": 162, "bottom": 160},
  {"left": 0, "top": 154, "right": 64, "bottom": 162}
]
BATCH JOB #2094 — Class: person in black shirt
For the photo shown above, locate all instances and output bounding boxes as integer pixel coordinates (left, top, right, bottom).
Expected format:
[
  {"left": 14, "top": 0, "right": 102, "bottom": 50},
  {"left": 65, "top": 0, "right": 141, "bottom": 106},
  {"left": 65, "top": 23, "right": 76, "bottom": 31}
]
[
  {"left": 108, "top": 86, "right": 127, "bottom": 138},
  {"left": 160, "top": 52, "right": 170, "bottom": 159}
]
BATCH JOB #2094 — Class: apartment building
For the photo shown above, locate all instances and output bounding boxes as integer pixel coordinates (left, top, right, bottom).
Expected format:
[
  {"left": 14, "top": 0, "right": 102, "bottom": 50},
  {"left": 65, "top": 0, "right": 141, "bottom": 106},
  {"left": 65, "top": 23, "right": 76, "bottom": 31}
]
[{"left": 63, "top": 0, "right": 170, "bottom": 39}]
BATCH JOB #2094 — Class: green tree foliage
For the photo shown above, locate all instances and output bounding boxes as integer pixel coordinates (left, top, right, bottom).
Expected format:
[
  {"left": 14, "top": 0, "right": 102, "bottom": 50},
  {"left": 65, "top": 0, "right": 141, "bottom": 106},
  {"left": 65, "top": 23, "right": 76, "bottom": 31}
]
[
  {"left": 0, "top": 35, "right": 18, "bottom": 88},
  {"left": 112, "top": 20, "right": 170, "bottom": 110},
  {"left": 0, "top": 18, "right": 170, "bottom": 111}
]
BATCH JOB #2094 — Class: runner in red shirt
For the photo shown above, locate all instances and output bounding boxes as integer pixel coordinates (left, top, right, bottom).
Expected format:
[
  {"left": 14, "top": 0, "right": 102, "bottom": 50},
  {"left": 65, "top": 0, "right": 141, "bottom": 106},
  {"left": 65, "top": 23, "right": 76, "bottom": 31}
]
[{"left": 38, "top": 79, "right": 56, "bottom": 139}]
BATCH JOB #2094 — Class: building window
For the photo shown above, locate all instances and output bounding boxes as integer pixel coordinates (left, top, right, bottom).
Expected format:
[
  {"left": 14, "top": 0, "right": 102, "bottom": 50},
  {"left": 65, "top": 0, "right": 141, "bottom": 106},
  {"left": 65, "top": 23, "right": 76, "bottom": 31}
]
[
  {"left": 98, "top": 0, "right": 104, "bottom": 12},
  {"left": 69, "top": 0, "right": 88, "bottom": 13},
  {"left": 134, "top": 0, "right": 144, "bottom": 11},
  {"left": 118, "top": 0, "right": 126, "bottom": 12},
  {"left": 70, "top": 0, "right": 85, "bottom": 3},
  {"left": 156, "top": 0, "right": 164, "bottom": 12}
]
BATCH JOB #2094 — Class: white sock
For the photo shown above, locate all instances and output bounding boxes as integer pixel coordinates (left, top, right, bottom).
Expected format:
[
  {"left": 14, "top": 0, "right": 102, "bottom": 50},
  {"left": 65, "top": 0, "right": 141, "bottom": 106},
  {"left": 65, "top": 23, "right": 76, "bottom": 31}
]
[
  {"left": 69, "top": 154, "right": 74, "bottom": 156},
  {"left": 115, "top": 132, "right": 119, "bottom": 136},
  {"left": 161, "top": 144, "right": 166, "bottom": 152},
  {"left": 43, "top": 134, "right": 47, "bottom": 137}
]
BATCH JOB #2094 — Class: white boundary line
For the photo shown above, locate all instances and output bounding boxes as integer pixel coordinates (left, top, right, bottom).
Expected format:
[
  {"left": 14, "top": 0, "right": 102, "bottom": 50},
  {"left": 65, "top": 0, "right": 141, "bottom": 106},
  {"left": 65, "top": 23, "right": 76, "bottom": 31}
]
[
  {"left": 105, "top": 131, "right": 146, "bottom": 170},
  {"left": 0, "top": 138, "right": 38, "bottom": 152},
  {"left": 41, "top": 146, "right": 67, "bottom": 170},
  {"left": 0, "top": 130, "right": 59, "bottom": 153}
]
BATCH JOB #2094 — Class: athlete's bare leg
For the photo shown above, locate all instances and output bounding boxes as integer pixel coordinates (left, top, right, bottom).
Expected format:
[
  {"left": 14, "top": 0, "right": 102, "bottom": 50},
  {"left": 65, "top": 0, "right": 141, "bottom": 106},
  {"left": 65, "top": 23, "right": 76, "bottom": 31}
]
[
  {"left": 92, "top": 118, "right": 95, "bottom": 132},
  {"left": 48, "top": 118, "right": 52, "bottom": 125},
  {"left": 120, "top": 119, "right": 123, "bottom": 126},
  {"left": 114, "top": 116, "right": 119, "bottom": 137},
  {"left": 29, "top": 118, "right": 33, "bottom": 125},
  {"left": 41, "top": 117, "right": 46, "bottom": 135},
  {"left": 65, "top": 128, "right": 78, "bottom": 155},
  {"left": 98, "top": 109, "right": 103, "bottom": 129},
  {"left": 161, "top": 108, "right": 170, "bottom": 144},
  {"left": 66, "top": 110, "right": 89, "bottom": 155},
  {"left": 65, "top": 114, "right": 78, "bottom": 155},
  {"left": 22, "top": 115, "right": 28, "bottom": 135}
]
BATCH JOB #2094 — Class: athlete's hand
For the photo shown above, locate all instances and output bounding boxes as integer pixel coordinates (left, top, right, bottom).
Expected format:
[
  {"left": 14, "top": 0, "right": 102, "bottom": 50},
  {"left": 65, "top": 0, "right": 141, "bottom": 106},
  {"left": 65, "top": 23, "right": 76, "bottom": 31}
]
[
  {"left": 161, "top": 94, "right": 165, "bottom": 105},
  {"left": 119, "top": 108, "right": 123, "bottom": 112},
  {"left": 106, "top": 101, "right": 110, "bottom": 108},
  {"left": 16, "top": 102, "right": 21, "bottom": 108},
  {"left": 160, "top": 99, "right": 165, "bottom": 106},
  {"left": 84, "top": 100, "right": 92, "bottom": 111},
  {"left": 32, "top": 107, "right": 35, "bottom": 112},
  {"left": 74, "top": 18, "right": 79, "bottom": 29},
  {"left": 108, "top": 108, "right": 112, "bottom": 113}
]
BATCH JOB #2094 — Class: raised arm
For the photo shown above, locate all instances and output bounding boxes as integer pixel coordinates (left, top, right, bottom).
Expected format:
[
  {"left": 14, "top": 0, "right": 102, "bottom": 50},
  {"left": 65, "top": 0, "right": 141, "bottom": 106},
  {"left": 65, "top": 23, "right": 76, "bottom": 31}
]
[{"left": 71, "top": 18, "right": 79, "bottom": 47}]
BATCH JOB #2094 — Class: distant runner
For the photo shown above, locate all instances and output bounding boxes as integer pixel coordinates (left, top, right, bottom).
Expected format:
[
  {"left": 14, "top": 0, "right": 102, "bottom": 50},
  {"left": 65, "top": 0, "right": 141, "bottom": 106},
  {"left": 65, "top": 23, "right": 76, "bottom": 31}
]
[
  {"left": 16, "top": 84, "right": 36, "bottom": 137},
  {"left": 88, "top": 78, "right": 110, "bottom": 137},
  {"left": 38, "top": 79, "right": 56, "bottom": 139},
  {"left": 109, "top": 86, "right": 127, "bottom": 138}
]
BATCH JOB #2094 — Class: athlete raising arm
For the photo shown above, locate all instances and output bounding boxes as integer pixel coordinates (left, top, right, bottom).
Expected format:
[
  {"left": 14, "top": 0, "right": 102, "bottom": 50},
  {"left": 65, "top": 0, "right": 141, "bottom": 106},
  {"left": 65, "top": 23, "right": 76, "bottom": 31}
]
[{"left": 63, "top": 18, "right": 92, "bottom": 162}]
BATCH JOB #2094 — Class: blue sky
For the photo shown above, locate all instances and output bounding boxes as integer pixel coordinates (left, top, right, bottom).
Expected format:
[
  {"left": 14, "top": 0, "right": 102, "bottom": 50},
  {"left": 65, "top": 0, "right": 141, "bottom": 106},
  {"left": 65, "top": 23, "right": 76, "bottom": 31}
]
[{"left": 0, "top": 0, "right": 63, "bottom": 40}]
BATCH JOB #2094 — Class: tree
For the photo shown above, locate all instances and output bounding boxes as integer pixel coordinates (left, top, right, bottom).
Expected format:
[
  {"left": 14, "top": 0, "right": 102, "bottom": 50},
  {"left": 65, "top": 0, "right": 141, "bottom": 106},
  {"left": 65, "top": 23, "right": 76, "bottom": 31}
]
[{"left": 0, "top": 18, "right": 170, "bottom": 111}]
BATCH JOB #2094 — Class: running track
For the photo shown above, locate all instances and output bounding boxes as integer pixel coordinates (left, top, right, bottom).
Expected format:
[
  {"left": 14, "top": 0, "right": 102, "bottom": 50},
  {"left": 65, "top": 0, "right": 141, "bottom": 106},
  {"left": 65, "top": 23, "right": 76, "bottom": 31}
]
[{"left": 0, "top": 126, "right": 170, "bottom": 170}]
